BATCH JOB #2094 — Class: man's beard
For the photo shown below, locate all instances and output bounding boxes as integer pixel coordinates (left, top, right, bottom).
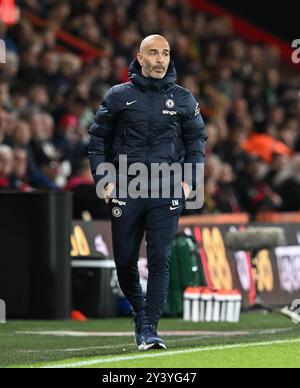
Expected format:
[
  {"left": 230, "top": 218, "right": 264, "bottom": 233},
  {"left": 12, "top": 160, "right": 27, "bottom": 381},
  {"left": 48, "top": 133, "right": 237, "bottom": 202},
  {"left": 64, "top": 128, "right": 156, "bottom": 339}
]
[{"left": 151, "top": 67, "right": 166, "bottom": 79}]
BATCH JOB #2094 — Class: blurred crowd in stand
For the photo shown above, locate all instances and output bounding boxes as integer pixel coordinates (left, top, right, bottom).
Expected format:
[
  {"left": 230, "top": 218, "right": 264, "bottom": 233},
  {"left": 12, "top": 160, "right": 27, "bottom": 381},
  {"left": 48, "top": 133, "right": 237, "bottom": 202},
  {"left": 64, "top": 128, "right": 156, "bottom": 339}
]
[{"left": 1, "top": 0, "right": 300, "bottom": 218}]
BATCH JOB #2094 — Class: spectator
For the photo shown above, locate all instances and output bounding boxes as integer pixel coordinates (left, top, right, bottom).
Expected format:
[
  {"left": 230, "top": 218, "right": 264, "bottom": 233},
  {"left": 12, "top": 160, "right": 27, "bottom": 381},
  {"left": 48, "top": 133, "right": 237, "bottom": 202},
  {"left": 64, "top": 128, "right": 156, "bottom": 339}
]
[
  {"left": 277, "top": 155, "right": 300, "bottom": 212},
  {"left": 0, "top": 0, "right": 299, "bottom": 218},
  {"left": 10, "top": 118, "right": 31, "bottom": 147},
  {"left": 0, "top": 79, "right": 11, "bottom": 109},
  {"left": 0, "top": 145, "right": 14, "bottom": 190},
  {"left": 217, "top": 164, "right": 242, "bottom": 213},
  {"left": 29, "top": 84, "right": 50, "bottom": 109},
  {"left": 65, "top": 158, "right": 110, "bottom": 219},
  {"left": 236, "top": 156, "right": 282, "bottom": 214},
  {"left": 10, "top": 148, "right": 31, "bottom": 191}
]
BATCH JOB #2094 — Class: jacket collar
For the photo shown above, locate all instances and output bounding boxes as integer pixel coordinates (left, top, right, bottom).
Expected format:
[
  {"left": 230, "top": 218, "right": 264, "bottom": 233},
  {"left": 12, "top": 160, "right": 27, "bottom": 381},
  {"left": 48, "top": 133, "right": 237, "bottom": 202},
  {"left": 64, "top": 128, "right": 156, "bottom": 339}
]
[{"left": 129, "top": 58, "right": 177, "bottom": 92}]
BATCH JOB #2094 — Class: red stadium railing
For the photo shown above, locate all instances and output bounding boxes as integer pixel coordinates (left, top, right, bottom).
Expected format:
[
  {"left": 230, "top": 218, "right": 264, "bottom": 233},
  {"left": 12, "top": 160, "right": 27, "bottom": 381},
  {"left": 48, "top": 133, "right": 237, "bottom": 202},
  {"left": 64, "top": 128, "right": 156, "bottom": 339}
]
[
  {"left": 179, "top": 213, "right": 249, "bottom": 226},
  {"left": 21, "top": 9, "right": 103, "bottom": 60},
  {"left": 256, "top": 212, "right": 300, "bottom": 223},
  {"left": 23, "top": 3, "right": 299, "bottom": 70},
  {"left": 188, "top": 0, "right": 300, "bottom": 71}
]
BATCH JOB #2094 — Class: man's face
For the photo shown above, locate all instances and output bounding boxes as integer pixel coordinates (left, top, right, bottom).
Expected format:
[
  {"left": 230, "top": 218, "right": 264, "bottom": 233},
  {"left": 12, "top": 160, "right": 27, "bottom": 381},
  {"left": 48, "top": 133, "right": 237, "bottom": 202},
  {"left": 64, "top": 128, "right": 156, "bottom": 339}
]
[
  {"left": 14, "top": 150, "right": 28, "bottom": 178},
  {"left": 137, "top": 38, "right": 171, "bottom": 79},
  {"left": 0, "top": 150, "right": 13, "bottom": 176}
]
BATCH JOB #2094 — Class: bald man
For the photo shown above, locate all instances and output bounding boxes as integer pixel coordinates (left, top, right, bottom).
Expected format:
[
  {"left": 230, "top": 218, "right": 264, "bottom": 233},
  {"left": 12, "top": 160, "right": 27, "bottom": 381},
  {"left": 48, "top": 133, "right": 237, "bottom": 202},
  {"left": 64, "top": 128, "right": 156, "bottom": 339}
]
[
  {"left": 89, "top": 35, "right": 207, "bottom": 350},
  {"left": 138, "top": 35, "right": 171, "bottom": 79}
]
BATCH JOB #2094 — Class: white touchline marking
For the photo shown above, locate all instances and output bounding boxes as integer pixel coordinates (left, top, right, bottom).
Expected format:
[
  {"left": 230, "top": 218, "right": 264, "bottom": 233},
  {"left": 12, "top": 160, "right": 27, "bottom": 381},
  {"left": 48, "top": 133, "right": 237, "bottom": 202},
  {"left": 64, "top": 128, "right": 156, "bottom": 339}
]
[
  {"left": 18, "top": 330, "right": 250, "bottom": 337},
  {"left": 12, "top": 336, "right": 238, "bottom": 356},
  {"left": 15, "top": 335, "right": 242, "bottom": 355},
  {"left": 15, "top": 337, "right": 217, "bottom": 354},
  {"left": 17, "top": 328, "right": 290, "bottom": 338},
  {"left": 11, "top": 329, "right": 291, "bottom": 355},
  {"left": 41, "top": 338, "right": 300, "bottom": 368},
  {"left": 17, "top": 343, "right": 134, "bottom": 354}
]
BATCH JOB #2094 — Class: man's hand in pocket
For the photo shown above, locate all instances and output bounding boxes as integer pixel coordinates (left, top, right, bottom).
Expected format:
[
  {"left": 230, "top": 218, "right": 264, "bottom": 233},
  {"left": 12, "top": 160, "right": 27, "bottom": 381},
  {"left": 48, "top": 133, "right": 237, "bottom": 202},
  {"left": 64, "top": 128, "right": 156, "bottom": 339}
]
[
  {"left": 181, "top": 182, "right": 192, "bottom": 200},
  {"left": 103, "top": 183, "right": 115, "bottom": 204}
]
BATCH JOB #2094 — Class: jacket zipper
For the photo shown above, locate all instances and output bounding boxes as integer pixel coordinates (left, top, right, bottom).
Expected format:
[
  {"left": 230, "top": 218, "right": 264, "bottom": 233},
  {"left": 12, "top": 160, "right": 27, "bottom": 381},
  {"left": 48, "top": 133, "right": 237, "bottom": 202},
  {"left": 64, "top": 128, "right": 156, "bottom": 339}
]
[{"left": 146, "top": 93, "right": 154, "bottom": 164}]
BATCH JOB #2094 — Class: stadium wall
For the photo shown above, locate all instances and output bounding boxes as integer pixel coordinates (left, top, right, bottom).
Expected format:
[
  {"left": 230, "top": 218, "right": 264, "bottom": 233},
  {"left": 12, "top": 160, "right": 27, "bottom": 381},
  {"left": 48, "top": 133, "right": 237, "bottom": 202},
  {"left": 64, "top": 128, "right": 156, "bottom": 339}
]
[{"left": 71, "top": 216, "right": 300, "bottom": 310}]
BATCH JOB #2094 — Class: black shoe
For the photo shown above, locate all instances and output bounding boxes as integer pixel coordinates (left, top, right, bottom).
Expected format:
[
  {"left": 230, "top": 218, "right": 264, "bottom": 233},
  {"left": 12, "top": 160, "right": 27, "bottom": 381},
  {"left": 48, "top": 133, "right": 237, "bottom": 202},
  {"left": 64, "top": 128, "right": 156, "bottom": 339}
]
[{"left": 138, "top": 320, "right": 167, "bottom": 351}]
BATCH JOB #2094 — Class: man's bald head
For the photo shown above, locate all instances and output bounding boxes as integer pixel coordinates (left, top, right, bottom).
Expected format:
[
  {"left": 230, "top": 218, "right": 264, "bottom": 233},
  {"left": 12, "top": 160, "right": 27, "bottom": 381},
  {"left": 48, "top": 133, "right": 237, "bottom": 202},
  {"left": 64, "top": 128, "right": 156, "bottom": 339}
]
[
  {"left": 137, "top": 35, "right": 171, "bottom": 79},
  {"left": 139, "top": 35, "right": 170, "bottom": 53},
  {"left": 0, "top": 145, "right": 14, "bottom": 176}
]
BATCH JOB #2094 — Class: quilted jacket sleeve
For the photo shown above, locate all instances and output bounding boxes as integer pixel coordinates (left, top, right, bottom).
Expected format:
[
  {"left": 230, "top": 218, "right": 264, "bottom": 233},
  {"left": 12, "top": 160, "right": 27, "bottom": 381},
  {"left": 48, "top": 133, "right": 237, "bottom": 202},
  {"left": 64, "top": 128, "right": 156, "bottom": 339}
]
[
  {"left": 181, "top": 92, "right": 207, "bottom": 191},
  {"left": 88, "top": 87, "right": 116, "bottom": 185}
]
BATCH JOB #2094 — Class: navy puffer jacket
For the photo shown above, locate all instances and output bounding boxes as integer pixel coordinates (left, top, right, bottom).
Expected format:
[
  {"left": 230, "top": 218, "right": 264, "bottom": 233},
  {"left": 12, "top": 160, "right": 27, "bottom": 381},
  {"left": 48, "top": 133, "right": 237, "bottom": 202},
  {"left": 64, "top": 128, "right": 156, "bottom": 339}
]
[{"left": 89, "top": 59, "right": 207, "bottom": 189}]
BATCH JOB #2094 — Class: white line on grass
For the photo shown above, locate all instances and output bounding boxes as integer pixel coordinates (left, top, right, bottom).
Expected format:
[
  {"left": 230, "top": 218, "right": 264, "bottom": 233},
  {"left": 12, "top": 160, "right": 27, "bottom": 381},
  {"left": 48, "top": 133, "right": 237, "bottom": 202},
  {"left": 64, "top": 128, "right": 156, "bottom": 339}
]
[
  {"left": 18, "top": 343, "right": 134, "bottom": 353},
  {"left": 11, "top": 337, "right": 208, "bottom": 356},
  {"left": 41, "top": 338, "right": 300, "bottom": 368},
  {"left": 16, "top": 335, "right": 229, "bottom": 355},
  {"left": 18, "top": 327, "right": 290, "bottom": 338},
  {"left": 16, "top": 328, "right": 291, "bottom": 355},
  {"left": 18, "top": 330, "right": 249, "bottom": 337}
]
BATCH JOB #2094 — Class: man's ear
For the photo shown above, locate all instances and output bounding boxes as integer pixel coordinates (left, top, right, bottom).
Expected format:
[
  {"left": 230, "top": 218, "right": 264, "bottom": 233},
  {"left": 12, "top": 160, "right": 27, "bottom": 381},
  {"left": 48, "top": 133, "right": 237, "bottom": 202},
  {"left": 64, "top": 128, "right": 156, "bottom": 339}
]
[{"left": 136, "top": 52, "right": 143, "bottom": 66}]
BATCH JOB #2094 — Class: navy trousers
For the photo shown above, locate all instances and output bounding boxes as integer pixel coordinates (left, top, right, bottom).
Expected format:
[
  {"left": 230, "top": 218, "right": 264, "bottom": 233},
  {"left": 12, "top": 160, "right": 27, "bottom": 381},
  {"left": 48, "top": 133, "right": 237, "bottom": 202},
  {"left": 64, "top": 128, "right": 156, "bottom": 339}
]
[{"left": 109, "top": 188, "right": 185, "bottom": 325}]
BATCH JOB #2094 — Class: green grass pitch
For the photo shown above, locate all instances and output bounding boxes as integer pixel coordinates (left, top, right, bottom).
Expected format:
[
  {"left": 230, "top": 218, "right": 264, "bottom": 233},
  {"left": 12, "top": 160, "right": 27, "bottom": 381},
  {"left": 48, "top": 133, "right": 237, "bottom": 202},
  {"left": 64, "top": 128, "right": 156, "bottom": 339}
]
[{"left": 0, "top": 312, "right": 299, "bottom": 368}]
